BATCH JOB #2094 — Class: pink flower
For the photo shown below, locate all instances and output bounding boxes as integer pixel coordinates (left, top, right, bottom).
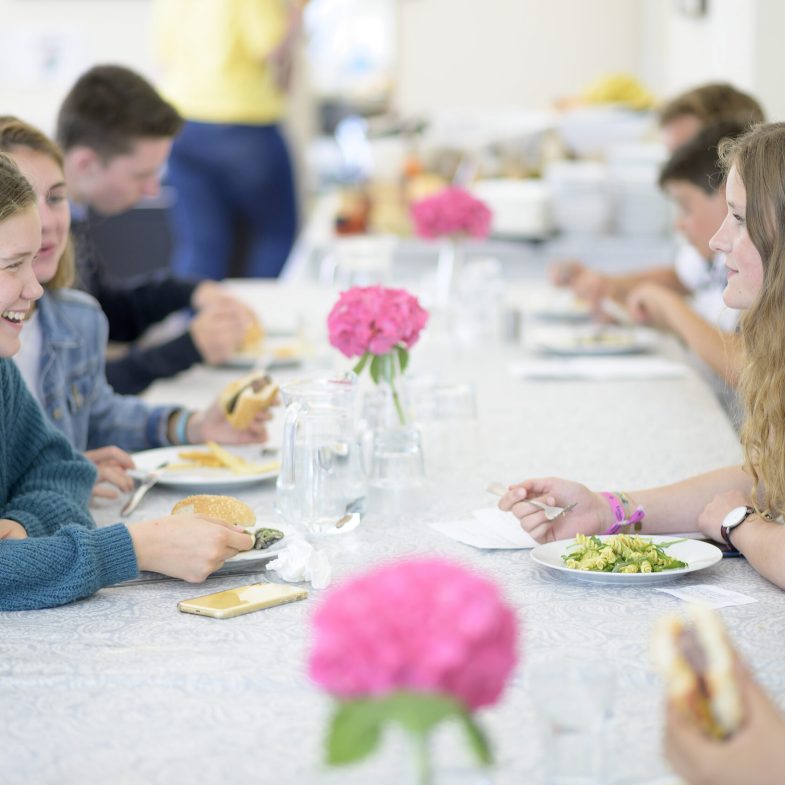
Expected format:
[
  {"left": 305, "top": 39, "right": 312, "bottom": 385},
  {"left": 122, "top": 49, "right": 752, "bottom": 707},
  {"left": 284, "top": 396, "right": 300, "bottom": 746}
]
[
  {"left": 308, "top": 558, "right": 520, "bottom": 712},
  {"left": 410, "top": 187, "right": 492, "bottom": 240},
  {"left": 327, "top": 286, "right": 429, "bottom": 359}
]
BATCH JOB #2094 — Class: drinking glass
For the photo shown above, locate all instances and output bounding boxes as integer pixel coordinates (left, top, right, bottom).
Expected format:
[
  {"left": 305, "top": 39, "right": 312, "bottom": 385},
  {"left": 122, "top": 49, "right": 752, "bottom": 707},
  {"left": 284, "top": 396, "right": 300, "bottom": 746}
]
[
  {"left": 406, "top": 378, "right": 479, "bottom": 478},
  {"left": 367, "top": 426, "right": 426, "bottom": 516},
  {"left": 528, "top": 659, "right": 616, "bottom": 785}
]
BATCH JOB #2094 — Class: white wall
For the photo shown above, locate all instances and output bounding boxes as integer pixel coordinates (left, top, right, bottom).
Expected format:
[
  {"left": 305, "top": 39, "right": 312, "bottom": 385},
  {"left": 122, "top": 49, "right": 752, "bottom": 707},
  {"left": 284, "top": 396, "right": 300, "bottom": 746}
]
[
  {"left": 646, "top": 0, "right": 785, "bottom": 123},
  {"left": 0, "top": 0, "right": 157, "bottom": 136},
  {"left": 395, "top": 0, "right": 649, "bottom": 114},
  {"left": 655, "top": 0, "right": 756, "bottom": 98},
  {"left": 752, "top": 0, "right": 785, "bottom": 121},
  {"left": 2, "top": 0, "right": 782, "bottom": 139}
]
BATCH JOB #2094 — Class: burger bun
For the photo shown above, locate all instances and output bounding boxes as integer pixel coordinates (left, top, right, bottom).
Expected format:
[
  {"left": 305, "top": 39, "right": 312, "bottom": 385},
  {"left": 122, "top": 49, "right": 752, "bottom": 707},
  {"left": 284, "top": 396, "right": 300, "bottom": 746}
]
[
  {"left": 652, "top": 604, "right": 742, "bottom": 738},
  {"left": 219, "top": 370, "right": 278, "bottom": 430},
  {"left": 171, "top": 494, "right": 256, "bottom": 526}
]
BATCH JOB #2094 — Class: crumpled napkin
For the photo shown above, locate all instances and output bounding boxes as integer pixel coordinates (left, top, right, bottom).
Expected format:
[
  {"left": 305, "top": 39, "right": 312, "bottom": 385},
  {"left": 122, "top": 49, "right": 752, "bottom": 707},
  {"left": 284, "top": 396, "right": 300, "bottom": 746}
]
[{"left": 266, "top": 538, "right": 332, "bottom": 589}]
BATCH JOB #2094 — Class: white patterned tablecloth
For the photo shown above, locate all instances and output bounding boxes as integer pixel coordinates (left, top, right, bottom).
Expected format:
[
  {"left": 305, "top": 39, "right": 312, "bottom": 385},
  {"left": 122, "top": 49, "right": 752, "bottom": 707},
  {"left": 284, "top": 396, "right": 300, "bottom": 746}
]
[{"left": 2, "top": 284, "right": 775, "bottom": 785}]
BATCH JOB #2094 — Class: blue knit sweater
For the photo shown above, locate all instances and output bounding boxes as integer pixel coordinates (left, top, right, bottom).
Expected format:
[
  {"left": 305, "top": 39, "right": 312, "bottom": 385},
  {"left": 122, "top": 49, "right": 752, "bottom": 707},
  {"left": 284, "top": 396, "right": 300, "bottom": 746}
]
[{"left": 0, "top": 359, "right": 138, "bottom": 610}]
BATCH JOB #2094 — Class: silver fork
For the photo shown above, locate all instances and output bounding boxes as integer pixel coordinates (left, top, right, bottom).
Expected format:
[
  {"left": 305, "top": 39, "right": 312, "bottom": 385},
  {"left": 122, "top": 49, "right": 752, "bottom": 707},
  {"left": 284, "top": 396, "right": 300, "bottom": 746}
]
[
  {"left": 486, "top": 482, "right": 578, "bottom": 521},
  {"left": 121, "top": 461, "right": 170, "bottom": 517}
]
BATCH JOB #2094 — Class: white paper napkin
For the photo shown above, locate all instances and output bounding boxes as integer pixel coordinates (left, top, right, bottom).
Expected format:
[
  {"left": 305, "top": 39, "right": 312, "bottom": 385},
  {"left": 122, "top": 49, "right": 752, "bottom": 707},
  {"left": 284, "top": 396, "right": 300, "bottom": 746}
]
[
  {"left": 510, "top": 356, "right": 688, "bottom": 381},
  {"left": 266, "top": 539, "right": 332, "bottom": 589},
  {"left": 429, "top": 507, "right": 536, "bottom": 549},
  {"left": 655, "top": 584, "right": 757, "bottom": 608}
]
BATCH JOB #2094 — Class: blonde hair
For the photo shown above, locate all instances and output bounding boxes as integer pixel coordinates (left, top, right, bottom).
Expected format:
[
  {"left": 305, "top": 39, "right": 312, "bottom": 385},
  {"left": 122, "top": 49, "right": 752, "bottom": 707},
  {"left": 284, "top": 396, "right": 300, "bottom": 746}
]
[
  {"left": 0, "top": 116, "right": 75, "bottom": 290},
  {"left": 720, "top": 122, "right": 785, "bottom": 517},
  {"left": 0, "top": 153, "right": 35, "bottom": 223}
]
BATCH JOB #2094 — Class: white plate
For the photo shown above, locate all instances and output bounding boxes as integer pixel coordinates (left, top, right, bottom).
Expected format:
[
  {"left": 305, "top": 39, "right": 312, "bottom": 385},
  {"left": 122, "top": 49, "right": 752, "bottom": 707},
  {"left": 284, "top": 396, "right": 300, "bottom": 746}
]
[
  {"left": 222, "top": 523, "right": 290, "bottom": 567},
  {"left": 223, "top": 339, "right": 305, "bottom": 370},
  {"left": 530, "top": 535, "right": 723, "bottom": 585},
  {"left": 532, "top": 298, "right": 592, "bottom": 323},
  {"left": 532, "top": 326, "right": 657, "bottom": 356},
  {"left": 130, "top": 444, "right": 278, "bottom": 492}
]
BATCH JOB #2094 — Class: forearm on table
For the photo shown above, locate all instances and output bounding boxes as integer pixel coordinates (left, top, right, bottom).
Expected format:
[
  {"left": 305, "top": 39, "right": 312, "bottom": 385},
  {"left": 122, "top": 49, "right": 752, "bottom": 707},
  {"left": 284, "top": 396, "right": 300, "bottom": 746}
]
[
  {"left": 665, "top": 304, "right": 741, "bottom": 384},
  {"left": 731, "top": 517, "right": 785, "bottom": 589},
  {"left": 611, "top": 267, "right": 686, "bottom": 300},
  {"left": 627, "top": 466, "right": 752, "bottom": 533}
]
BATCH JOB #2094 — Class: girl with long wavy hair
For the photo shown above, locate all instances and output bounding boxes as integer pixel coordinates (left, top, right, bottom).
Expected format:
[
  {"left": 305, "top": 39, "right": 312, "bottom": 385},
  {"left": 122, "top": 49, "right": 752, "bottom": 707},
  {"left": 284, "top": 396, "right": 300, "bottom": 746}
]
[{"left": 499, "top": 122, "right": 785, "bottom": 590}]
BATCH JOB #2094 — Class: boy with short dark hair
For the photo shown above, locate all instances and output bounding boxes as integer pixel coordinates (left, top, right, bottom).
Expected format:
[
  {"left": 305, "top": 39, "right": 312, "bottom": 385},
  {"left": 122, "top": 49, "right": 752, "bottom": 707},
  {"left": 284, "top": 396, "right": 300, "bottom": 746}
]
[
  {"left": 625, "top": 122, "right": 747, "bottom": 387},
  {"left": 57, "top": 65, "right": 254, "bottom": 395}
]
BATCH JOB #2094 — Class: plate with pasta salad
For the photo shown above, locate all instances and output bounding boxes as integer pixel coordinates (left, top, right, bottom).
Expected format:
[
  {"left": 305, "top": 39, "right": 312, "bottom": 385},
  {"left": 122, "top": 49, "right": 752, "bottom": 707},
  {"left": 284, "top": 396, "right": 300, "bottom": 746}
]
[{"left": 531, "top": 533, "right": 723, "bottom": 585}]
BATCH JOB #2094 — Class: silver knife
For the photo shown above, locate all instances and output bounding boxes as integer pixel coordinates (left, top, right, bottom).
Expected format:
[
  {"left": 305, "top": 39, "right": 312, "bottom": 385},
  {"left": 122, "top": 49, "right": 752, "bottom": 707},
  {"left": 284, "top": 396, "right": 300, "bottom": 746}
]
[{"left": 121, "top": 461, "right": 169, "bottom": 517}]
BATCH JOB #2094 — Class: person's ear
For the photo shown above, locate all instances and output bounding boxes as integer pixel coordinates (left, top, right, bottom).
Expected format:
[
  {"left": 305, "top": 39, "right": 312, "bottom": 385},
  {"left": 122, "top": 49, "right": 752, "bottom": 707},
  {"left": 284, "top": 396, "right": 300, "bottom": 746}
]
[{"left": 66, "top": 146, "right": 103, "bottom": 177}]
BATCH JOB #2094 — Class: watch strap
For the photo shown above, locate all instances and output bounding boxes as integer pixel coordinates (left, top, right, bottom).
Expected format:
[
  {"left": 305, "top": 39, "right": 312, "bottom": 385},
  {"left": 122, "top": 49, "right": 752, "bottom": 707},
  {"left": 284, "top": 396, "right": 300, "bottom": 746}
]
[{"left": 721, "top": 505, "right": 755, "bottom": 549}]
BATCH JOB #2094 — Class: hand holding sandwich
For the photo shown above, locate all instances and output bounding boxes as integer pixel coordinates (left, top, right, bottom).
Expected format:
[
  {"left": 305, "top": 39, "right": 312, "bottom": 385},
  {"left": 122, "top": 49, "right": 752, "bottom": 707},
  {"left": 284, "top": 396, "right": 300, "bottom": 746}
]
[
  {"left": 181, "top": 370, "right": 279, "bottom": 445},
  {"left": 655, "top": 605, "right": 785, "bottom": 785},
  {"left": 664, "top": 657, "right": 785, "bottom": 785},
  {"left": 128, "top": 514, "right": 254, "bottom": 582}
]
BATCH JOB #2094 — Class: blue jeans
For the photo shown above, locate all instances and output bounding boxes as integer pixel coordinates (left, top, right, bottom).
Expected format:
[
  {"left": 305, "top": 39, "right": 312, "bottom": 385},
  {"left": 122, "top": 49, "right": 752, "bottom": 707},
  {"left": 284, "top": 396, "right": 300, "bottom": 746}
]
[{"left": 166, "top": 122, "right": 297, "bottom": 279}]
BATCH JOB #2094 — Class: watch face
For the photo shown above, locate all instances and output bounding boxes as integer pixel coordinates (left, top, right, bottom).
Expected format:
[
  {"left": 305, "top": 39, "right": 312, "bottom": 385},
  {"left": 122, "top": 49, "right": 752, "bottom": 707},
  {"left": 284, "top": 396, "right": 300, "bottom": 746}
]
[{"left": 722, "top": 505, "right": 751, "bottom": 529}]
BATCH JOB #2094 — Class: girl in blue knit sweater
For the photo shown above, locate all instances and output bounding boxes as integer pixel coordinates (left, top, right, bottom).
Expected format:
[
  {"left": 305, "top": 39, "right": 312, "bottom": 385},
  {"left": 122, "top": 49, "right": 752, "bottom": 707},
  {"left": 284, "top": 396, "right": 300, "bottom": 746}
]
[{"left": 0, "top": 153, "right": 253, "bottom": 610}]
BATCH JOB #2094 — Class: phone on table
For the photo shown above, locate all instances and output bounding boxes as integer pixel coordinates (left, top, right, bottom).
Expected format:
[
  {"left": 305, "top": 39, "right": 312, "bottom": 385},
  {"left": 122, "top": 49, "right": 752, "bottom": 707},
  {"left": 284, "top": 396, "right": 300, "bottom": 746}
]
[
  {"left": 699, "top": 539, "right": 746, "bottom": 558},
  {"left": 177, "top": 582, "right": 308, "bottom": 619}
]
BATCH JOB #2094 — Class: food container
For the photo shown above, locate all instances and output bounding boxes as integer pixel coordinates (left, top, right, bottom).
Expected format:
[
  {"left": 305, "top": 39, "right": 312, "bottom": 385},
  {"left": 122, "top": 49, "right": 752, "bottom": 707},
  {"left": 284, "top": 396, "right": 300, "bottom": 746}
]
[{"left": 470, "top": 178, "right": 551, "bottom": 239}]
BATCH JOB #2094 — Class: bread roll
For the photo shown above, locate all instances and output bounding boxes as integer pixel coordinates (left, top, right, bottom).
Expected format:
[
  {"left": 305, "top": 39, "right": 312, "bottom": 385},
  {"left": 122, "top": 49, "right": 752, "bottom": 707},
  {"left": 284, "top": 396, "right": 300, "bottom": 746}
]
[
  {"left": 652, "top": 604, "right": 742, "bottom": 738},
  {"left": 171, "top": 494, "right": 255, "bottom": 526},
  {"left": 219, "top": 370, "right": 278, "bottom": 430}
]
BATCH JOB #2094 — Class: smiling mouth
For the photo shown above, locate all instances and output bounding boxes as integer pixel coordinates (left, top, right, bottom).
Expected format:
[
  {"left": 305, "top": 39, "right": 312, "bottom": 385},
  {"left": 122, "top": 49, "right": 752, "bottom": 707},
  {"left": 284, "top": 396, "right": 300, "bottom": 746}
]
[{"left": 1, "top": 310, "right": 27, "bottom": 323}]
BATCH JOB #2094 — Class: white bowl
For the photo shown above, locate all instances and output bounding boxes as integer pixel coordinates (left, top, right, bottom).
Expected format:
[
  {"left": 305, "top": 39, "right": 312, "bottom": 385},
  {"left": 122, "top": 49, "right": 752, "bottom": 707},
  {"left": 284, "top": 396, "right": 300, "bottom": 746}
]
[{"left": 471, "top": 179, "right": 551, "bottom": 239}]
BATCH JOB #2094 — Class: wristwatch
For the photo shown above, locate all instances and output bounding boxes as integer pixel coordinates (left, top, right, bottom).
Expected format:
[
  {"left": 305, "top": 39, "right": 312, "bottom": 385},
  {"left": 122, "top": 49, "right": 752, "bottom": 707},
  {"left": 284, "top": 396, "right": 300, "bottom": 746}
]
[{"left": 720, "top": 505, "right": 755, "bottom": 549}]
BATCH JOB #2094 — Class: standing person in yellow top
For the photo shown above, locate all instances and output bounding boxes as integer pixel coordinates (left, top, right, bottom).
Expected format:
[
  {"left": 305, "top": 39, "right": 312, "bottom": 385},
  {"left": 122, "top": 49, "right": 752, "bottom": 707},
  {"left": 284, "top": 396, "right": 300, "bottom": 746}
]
[{"left": 153, "top": 0, "right": 303, "bottom": 279}]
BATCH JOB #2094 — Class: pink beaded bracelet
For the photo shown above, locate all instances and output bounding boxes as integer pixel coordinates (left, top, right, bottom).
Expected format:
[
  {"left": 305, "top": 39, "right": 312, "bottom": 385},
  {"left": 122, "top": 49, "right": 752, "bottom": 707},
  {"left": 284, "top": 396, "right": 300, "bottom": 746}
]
[{"left": 601, "top": 491, "right": 645, "bottom": 534}]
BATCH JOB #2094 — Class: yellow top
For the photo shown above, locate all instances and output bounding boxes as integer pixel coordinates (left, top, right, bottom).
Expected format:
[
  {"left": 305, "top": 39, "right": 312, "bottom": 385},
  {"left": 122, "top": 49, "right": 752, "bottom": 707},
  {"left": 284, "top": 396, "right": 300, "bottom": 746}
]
[{"left": 153, "top": 0, "right": 290, "bottom": 124}]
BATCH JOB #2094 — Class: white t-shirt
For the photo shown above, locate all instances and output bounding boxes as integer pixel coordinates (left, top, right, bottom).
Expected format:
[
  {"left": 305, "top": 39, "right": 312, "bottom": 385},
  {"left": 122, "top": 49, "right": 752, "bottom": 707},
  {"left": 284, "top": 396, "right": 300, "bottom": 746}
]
[
  {"left": 674, "top": 243, "right": 740, "bottom": 332},
  {"left": 13, "top": 309, "right": 43, "bottom": 404}
]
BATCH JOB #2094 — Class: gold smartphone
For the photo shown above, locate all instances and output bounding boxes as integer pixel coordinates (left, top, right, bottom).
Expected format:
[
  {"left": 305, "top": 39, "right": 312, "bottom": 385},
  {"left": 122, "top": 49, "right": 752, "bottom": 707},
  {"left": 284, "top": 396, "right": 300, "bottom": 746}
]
[{"left": 177, "top": 582, "right": 308, "bottom": 619}]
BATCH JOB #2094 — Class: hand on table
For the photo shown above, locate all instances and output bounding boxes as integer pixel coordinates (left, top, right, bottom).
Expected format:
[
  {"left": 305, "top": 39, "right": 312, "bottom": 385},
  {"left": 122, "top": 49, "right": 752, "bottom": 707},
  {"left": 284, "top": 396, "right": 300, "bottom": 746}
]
[
  {"left": 698, "top": 489, "right": 751, "bottom": 543},
  {"left": 189, "top": 298, "right": 255, "bottom": 365},
  {"left": 626, "top": 282, "right": 683, "bottom": 330},
  {"left": 548, "top": 259, "right": 586, "bottom": 287},
  {"left": 85, "top": 446, "right": 135, "bottom": 500},
  {"left": 0, "top": 518, "right": 27, "bottom": 540},
  {"left": 128, "top": 515, "right": 254, "bottom": 582},
  {"left": 664, "top": 658, "right": 785, "bottom": 785},
  {"left": 497, "top": 477, "right": 610, "bottom": 542}
]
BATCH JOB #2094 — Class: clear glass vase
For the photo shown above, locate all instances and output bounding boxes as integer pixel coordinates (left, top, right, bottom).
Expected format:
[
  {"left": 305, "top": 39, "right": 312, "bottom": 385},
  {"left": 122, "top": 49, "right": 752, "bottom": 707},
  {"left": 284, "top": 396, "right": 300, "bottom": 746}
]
[{"left": 435, "top": 236, "right": 464, "bottom": 308}]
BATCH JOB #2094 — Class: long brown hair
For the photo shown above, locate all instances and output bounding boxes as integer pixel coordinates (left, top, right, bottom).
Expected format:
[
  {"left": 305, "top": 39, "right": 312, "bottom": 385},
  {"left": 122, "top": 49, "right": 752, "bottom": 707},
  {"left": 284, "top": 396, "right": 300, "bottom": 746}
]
[
  {"left": 0, "top": 116, "right": 75, "bottom": 290},
  {"left": 0, "top": 153, "right": 36, "bottom": 223},
  {"left": 720, "top": 122, "right": 785, "bottom": 516}
]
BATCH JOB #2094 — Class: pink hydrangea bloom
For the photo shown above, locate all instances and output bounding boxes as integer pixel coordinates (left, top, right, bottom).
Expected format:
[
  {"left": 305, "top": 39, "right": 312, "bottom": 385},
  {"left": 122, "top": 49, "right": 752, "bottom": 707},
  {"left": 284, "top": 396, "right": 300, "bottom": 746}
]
[
  {"left": 410, "top": 187, "right": 492, "bottom": 240},
  {"left": 308, "top": 558, "right": 520, "bottom": 712},
  {"left": 327, "top": 286, "right": 429, "bottom": 359}
]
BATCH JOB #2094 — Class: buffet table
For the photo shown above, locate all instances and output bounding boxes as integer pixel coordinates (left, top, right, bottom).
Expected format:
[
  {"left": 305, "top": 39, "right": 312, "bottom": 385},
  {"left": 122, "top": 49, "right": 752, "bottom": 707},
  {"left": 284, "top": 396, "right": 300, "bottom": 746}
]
[{"left": 2, "top": 281, "right": 779, "bottom": 785}]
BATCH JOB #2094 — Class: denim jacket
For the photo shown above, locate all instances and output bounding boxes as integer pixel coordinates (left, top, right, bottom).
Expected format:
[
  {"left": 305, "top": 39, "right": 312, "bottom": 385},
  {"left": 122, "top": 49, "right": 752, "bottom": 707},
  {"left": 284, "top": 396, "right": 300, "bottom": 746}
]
[{"left": 34, "top": 289, "right": 180, "bottom": 452}]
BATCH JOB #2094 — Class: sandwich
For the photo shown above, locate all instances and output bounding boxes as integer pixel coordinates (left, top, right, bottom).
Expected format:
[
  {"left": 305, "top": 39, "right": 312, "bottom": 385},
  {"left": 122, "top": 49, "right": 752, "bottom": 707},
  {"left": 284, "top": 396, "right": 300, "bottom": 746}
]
[
  {"left": 651, "top": 604, "right": 742, "bottom": 738},
  {"left": 219, "top": 370, "right": 278, "bottom": 430},
  {"left": 171, "top": 494, "right": 284, "bottom": 550}
]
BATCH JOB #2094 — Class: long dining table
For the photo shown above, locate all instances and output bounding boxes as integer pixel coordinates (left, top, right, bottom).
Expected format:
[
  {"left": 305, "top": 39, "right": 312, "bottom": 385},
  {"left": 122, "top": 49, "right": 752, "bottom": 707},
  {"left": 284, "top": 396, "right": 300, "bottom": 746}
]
[{"left": 2, "top": 278, "right": 781, "bottom": 785}]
